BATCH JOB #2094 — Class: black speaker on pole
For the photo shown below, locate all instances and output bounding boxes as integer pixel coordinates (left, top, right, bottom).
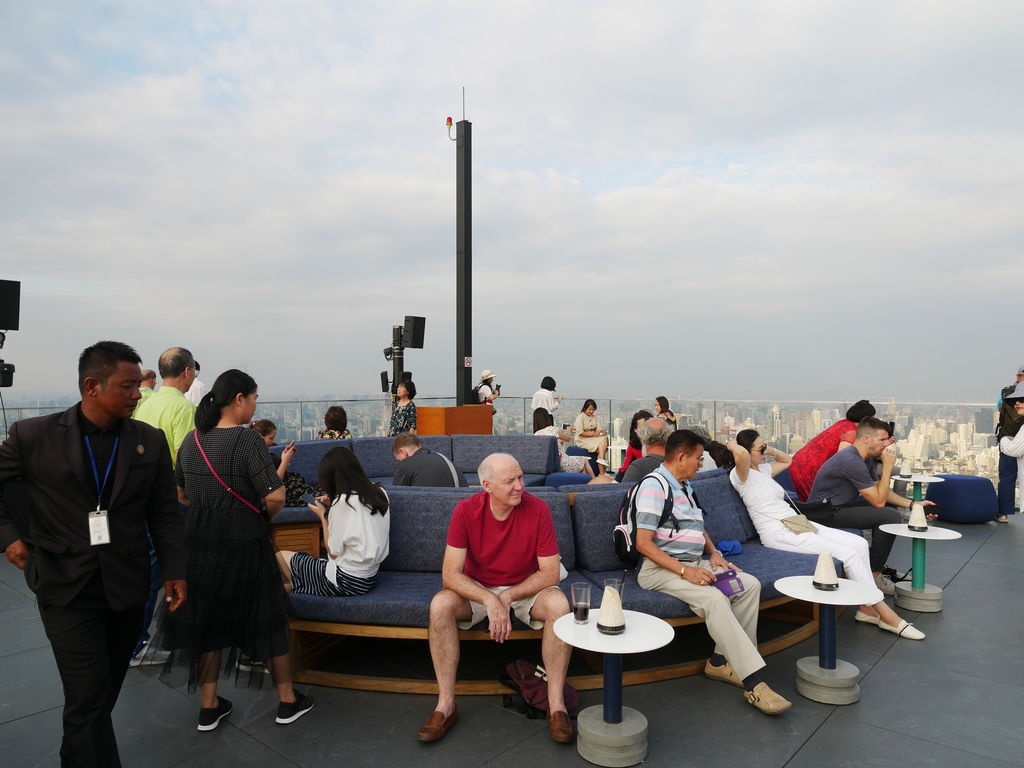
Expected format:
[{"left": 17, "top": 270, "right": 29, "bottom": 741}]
[
  {"left": 403, "top": 315, "right": 425, "bottom": 349},
  {"left": 0, "top": 280, "right": 20, "bottom": 330}
]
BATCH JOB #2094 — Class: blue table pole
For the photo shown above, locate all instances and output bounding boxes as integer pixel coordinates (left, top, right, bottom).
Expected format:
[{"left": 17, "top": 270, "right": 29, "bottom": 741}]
[
  {"left": 818, "top": 605, "right": 837, "bottom": 670},
  {"left": 603, "top": 653, "right": 623, "bottom": 723}
]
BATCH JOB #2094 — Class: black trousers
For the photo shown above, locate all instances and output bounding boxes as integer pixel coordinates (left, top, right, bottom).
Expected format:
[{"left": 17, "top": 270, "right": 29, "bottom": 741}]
[
  {"left": 827, "top": 504, "right": 903, "bottom": 572},
  {"left": 38, "top": 575, "right": 143, "bottom": 768}
]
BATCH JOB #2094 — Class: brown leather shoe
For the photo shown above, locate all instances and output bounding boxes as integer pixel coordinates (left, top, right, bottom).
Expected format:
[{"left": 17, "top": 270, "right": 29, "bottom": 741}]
[
  {"left": 547, "top": 709, "right": 574, "bottom": 743},
  {"left": 417, "top": 706, "right": 458, "bottom": 742},
  {"left": 703, "top": 659, "right": 743, "bottom": 688}
]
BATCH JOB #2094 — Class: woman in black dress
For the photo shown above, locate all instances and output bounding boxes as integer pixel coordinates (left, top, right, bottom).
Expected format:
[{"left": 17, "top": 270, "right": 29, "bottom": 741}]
[{"left": 170, "top": 369, "right": 314, "bottom": 731}]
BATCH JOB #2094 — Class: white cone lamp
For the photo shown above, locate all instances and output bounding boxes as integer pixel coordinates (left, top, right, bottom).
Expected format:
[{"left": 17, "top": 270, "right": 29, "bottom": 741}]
[
  {"left": 596, "top": 585, "right": 626, "bottom": 635},
  {"left": 812, "top": 552, "right": 839, "bottom": 591},
  {"left": 908, "top": 502, "right": 929, "bottom": 532}
]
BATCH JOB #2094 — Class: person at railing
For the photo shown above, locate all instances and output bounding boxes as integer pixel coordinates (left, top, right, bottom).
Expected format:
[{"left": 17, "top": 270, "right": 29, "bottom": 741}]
[
  {"left": 530, "top": 376, "right": 563, "bottom": 415},
  {"left": 788, "top": 399, "right": 875, "bottom": 501},
  {"left": 317, "top": 405, "right": 352, "bottom": 440},
  {"left": 168, "top": 369, "right": 314, "bottom": 731},
  {"left": 622, "top": 418, "right": 672, "bottom": 483},
  {"left": 135, "top": 368, "right": 157, "bottom": 413},
  {"left": 726, "top": 429, "right": 924, "bottom": 641},
  {"left": 573, "top": 399, "right": 609, "bottom": 475},
  {"left": 532, "top": 408, "right": 599, "bottom": 481},
  {"left": 618, "top": 409, "right": 653, "bottom": 478},
  {"left": 388, "top": 380, "right": 417, "bottom": 436},
  {"left": 998, "top": 382, "right": 1024, "bottom": 521},
  {"left": 475, "top": 370, "right": 500, "bottom": 404},
  {"left": 996, "top": 368, "right": 1024, "bottom": 523},
  {"left": 277, "top": 446, "right": 390, "bottom": 599},
  {"left": 634, "top": 429, "right": 792, "bottom": 715},
  {"left": 654, "top": 396, "right": 678, "bottom": 429},
  {"left": 807, "top": 417, "right": 930, "bottom": 600}
]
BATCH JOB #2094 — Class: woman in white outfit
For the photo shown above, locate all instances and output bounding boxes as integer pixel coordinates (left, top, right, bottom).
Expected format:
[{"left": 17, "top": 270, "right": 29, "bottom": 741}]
[
  {"left": 999, "top": 383, "right": 1024, "bottom": 507},
  {"left": 727, "top": 429, "right": 923, "bottom": 641}
]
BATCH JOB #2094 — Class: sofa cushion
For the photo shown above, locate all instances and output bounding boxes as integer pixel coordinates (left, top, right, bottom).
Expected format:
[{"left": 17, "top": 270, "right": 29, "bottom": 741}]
[
  {"left": 463, "top": 472, "right": 546, "bottom": 487},
  {"left": 289, "top": 571, "right": 441, "bottom": 626},
  {"left": 270, "top": 439, "right": 352, "bottom": 485},
  {"left": 382, "top": 487, "right": 475, "bottom": 572},
  {"left": 690, "top": 468, "right": 757, "bottom": 543},
  {"left": 452, "top": 434, "right": 559, "bottom": 476},
  {"left": 571, "top": 489, "right": 628, "bottom": 572}
]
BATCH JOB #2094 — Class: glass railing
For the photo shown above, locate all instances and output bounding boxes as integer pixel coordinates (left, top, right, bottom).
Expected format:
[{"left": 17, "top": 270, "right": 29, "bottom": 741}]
[{"left": 1, "top": 396, "right": 1001, "bottom": 486}]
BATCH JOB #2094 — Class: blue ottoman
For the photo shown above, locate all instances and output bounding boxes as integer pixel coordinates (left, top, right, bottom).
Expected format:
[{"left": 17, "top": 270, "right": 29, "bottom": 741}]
[{"left": 926, "top": 474, "right": 997, "bottom": 523}]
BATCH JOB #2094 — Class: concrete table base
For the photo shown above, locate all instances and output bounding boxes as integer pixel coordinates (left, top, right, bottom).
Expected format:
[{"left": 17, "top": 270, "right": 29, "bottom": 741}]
[
  {"left": 795, "top": 657, "right": 861, "bottom": 705},
  {"left": 577, "top": 706, "right": 648, "bottom": 768},
  {"left": 895, "top": 582, "right": 944, "bottom": 612}
]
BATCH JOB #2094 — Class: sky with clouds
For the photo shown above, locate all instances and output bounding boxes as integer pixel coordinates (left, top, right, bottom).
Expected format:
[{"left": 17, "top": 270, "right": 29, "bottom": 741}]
[{"left": 1, "top": 1, "right": 1021, "bottom": 405}]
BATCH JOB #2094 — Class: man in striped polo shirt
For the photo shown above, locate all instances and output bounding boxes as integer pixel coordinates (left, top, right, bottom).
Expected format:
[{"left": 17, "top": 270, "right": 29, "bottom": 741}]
[{"left": 635, "top": 430, "right": 791, "bottom": 715}]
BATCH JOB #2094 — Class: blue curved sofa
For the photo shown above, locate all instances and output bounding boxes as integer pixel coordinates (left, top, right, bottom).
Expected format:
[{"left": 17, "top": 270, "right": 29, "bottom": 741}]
[{"left": 276, "top": 468, "right": 835, "bottom": 693}]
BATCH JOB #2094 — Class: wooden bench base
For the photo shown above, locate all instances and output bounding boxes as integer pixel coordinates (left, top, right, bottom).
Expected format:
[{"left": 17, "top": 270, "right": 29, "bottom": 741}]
[{"left": 288, "top": 596, "right": 821, "bottom": 694}]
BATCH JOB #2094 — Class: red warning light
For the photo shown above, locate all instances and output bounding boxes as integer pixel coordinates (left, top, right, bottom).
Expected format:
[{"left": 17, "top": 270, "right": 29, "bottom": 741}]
[{"left": 446, "top": 116, "right": 453, "bottom": 127}]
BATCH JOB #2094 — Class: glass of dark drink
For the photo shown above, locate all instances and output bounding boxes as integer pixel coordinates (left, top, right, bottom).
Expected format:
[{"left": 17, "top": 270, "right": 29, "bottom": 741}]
[{"left": 571, "top": 582, "right": 591, "bottom": 625}]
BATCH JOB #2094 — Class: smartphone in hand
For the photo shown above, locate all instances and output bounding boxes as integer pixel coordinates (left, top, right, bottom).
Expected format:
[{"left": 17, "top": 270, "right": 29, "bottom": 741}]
[{"left": 300, "top": 492, "right": 317, "bottom": 506}]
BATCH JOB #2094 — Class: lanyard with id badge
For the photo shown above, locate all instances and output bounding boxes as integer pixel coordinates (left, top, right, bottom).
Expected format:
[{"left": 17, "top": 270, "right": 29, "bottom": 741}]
[{"left": 84, "top": 435, "right": 119, "bottom": 546}]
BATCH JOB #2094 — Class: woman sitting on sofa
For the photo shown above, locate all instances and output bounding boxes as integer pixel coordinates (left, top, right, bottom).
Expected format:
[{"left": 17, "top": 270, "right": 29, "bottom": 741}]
[
  {"left": 726, "top": 429, "right": 923, "bottom": 640},
  {"left": 573, "top": 399, "right": 610, "bottom": 475},
  {"left": 277, "top": 447, "right": 390, "bottom": 597},
  {"left": 533, "top": 408, "right": 611, "bottom": 483},
  {"left": 317, "top": 405, "right": 352, "bottom": 440}
]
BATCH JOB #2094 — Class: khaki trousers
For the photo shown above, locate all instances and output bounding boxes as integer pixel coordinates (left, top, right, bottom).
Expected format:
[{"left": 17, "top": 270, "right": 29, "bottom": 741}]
[{"left": 638, "top": 558, "right": 766, "bottom": 681}]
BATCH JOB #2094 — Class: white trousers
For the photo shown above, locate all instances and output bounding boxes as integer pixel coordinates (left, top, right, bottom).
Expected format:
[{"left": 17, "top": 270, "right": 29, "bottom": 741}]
[{"left": 760, "top": 523, "right": 884, "bottom": 605}]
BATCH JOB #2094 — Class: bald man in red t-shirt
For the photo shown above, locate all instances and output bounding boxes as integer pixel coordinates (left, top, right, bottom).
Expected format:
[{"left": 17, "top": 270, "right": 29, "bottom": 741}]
[{"left": 416, "top": 453, "right": 574, "bottom": 745}]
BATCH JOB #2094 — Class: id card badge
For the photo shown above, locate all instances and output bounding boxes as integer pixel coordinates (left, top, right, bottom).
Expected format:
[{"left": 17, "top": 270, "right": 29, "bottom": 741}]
[{"left": 89, "top": 510, "right": 111, "bottom": 546}]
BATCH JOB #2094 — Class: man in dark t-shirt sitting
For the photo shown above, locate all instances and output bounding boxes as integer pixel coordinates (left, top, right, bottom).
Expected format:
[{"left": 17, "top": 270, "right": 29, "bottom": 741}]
[
  {"left": 391, "top": 434, "right": 468, "bottom": 487},
  {"left": 809, "top": 417, "right": 932, "bottom": 596},
  {"left": 622, "top": 418, "right": 671, "bottom": 483},
  {"left": 416, "top": 453, "right": 573, "bottom": 745}
]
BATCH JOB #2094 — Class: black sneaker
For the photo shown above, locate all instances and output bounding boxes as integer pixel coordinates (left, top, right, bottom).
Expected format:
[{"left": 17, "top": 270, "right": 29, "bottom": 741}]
[
  {"left": 197, "top": 696, "right": 233, "bottom": 732},
  {"left": 275, "top": 691, "right": 315, "bottom": 725}
]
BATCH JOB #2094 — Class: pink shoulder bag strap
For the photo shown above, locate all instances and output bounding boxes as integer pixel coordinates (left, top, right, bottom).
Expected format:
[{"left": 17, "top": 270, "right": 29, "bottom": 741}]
[{"left": 192, "top": 431, "right": 262, "bottom": 514}]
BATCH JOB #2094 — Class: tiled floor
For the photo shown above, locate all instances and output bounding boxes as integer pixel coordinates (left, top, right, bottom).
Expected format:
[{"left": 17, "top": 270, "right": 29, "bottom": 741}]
[{"left": 3, "top": 518, "right": 1022, "bottom": 767}]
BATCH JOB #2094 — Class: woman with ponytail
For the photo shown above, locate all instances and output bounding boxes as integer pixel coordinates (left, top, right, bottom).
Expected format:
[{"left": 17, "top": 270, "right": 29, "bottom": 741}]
[{"left": 168, "top": 369, "right": 315, "bottom": 731}]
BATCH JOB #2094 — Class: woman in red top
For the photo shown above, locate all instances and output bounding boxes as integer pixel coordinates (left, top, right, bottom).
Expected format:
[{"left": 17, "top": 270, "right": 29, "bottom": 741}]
[
  {"left": 618, "top": 409, "right": 654, "bottom": 476},
  {"left": 789, "top": 400, "right": 876, "bottom": 501}
]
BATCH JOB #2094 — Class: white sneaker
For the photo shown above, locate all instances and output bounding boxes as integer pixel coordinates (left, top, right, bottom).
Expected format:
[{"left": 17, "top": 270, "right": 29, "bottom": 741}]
[{"left": 874, "top": 573, "right": 896, "bottom": 596}]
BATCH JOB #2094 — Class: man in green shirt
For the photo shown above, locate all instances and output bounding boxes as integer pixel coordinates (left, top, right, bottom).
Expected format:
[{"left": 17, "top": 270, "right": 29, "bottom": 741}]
[
  {"left": 129, "top": 348, "right": 197, "bottom": 665},
  {"left": 133, "top": 349, "right": 197, "bottom": 466}
]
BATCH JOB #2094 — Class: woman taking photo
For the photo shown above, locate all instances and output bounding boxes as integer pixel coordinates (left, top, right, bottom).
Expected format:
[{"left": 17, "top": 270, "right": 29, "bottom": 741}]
[
  {"left": 727, "top": 429, "right": 923, "bottom": 640},
  {"left": 573, "top": 399, "right": 610, "bottom": 475},
  {"left": 388, "top": 380, "right": 417, "bottom": 436},
  {"left": 277, "top": 447, "right": 390, "bottom": 597},
  {"left": 169, "top": 370, "right": 315, "bottom": 732},
  {"left": 530, "top": 376, "right": 563, "bottom": 415}
]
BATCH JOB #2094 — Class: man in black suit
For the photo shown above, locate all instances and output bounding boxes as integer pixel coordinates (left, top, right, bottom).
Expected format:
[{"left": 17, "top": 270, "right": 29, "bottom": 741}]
[{"left": 0, "top": 340, "right": 187, "bottom": 768}]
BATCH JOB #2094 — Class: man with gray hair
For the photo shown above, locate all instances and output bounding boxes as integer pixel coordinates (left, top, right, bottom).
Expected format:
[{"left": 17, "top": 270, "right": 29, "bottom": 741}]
[
  {"left": 622, "top": 418, "right": 672, "bottom": 483},
  {"left": 130, "top": 347, "right": 197, "bottom": 665},
  {"left": 418, "top": 453, "right": 574, "bottom": 745}
]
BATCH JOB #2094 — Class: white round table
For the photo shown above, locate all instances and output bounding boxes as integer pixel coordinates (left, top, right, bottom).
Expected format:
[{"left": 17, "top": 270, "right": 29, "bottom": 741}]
[
  {"left": 554, "top": 610, "right": 673, "bottom": 767},
  {"left": 879, "top": 523, "right": 962, "bottom": 611},
  {"left": 774, "top": 575, "right": 880, "bottom": 705},
  {"left": 892, "top": 474, "right": 944, "bottom": 505}
]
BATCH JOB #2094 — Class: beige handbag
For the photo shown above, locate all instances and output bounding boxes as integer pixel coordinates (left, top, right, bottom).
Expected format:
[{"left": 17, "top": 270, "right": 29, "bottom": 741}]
[{"left": 780, "top": 514, "right": 818, "bottom": 535}]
